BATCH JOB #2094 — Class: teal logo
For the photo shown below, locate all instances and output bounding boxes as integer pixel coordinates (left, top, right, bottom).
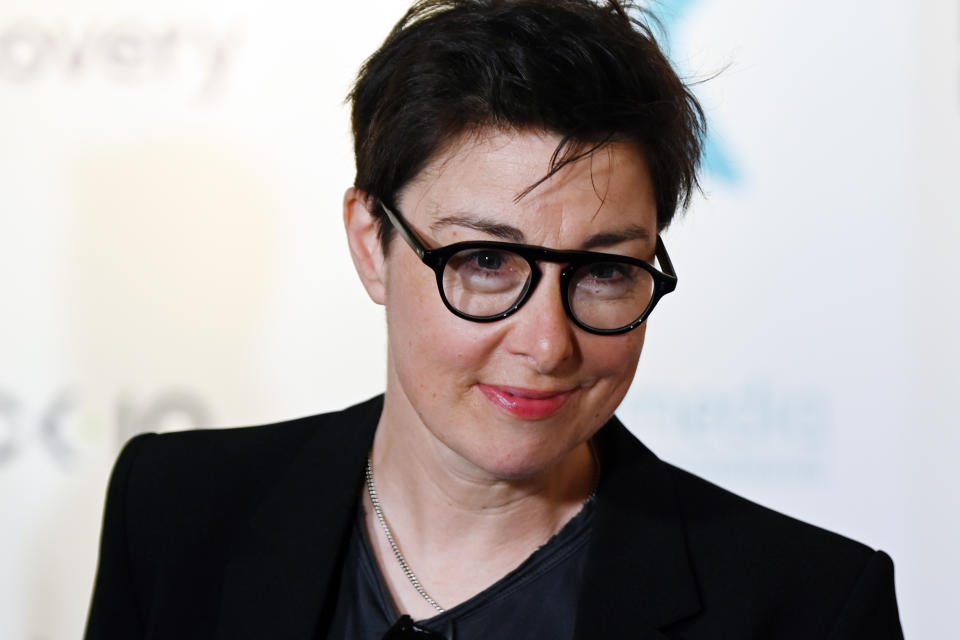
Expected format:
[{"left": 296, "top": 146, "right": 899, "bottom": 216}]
[{"left": 658, "top": 0, "right": 740, "bottom": 184}]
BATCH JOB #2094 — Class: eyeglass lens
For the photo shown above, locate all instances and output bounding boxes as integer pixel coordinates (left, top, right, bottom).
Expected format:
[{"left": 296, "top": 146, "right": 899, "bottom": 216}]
[{"left": 440, "top": 247, "right": 655, "bottom": 330}]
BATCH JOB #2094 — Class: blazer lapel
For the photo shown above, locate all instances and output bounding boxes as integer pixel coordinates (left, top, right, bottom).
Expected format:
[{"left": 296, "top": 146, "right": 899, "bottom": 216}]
[
  {"left": 215, "top": 400, "right": 696, "bottom": 639},
  {"left": 574, "top": 418, "right": 701, "bottom": 639},
  {"left": 217, "top": 396, "right": 382, "bottom": 640}
]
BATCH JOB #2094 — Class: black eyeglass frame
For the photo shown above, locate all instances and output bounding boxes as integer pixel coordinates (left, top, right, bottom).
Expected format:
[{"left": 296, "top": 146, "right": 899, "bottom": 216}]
[{"left": 379, "top": 201, "right": 678, "bottom": 335}]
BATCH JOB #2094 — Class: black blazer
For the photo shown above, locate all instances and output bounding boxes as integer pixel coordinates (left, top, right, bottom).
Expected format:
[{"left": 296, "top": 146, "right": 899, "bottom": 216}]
[{"left": 85, "top": 395, "right": 903, "bottom": 639}]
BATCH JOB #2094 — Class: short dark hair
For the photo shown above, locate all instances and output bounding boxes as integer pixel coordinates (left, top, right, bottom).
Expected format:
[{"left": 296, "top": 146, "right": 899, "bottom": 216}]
[{"left": 349, "top": 0, "right": 705, "bottom": 246}]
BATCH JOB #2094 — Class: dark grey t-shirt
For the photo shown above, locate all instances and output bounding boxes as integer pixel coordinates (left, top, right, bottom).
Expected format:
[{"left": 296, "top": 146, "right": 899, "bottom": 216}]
[{"left": 325, "top": 497, "right": 596, "bottom": 639}]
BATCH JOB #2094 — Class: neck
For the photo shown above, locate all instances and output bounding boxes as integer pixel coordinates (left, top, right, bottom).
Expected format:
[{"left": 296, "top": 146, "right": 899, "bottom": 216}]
[
  {"left": 371, "top": 389, "right": 597, "bottom": 544},
  {"left": 364, "top": 386, "right": 597, "bottom": 616}
]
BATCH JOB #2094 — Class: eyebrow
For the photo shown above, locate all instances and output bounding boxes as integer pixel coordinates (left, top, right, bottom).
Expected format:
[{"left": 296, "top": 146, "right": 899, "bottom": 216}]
[
  {"left": 430, "top": 214, "right": 652, "bottom": 250},
  {"left": 581, "top": 226, "right": 652, "bottom": 250},
  {"left": 430, "top": 215, "right": 525, "bottom": 242}
]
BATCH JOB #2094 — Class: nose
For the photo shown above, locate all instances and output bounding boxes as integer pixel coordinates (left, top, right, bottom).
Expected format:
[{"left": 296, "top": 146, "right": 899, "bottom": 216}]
[{"left": 503, "top": 265, "right": 578, "bottom": 374}]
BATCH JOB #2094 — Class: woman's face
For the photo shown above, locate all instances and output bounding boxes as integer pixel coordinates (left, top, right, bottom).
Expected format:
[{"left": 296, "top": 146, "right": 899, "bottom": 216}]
[{"left": 373, "top": 130, "right": 658, "bottom": 480}]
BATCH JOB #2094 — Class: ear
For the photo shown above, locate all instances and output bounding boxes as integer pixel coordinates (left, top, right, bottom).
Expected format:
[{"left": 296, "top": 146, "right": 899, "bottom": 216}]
[{"left": 343, "top": 187, "right": 387, "bottom": 305}]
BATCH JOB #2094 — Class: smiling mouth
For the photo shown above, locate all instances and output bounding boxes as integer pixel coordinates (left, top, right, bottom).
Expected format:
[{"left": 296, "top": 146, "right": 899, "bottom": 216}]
[{"left": 477, "top": 384, "right": 575, "bottom": 420}]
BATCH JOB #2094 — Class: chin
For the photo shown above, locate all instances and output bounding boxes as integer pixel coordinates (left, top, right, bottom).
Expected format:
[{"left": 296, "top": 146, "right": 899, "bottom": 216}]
[{"left": 452, "top": 428, "right": 583, "bottom": 481}]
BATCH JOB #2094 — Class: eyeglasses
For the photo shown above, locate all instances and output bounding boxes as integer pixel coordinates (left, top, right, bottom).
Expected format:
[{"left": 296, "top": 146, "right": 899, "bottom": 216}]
[
  {"left": 379, "top": 202, "right": 678, "bottom": 335},
  {"left": 382, "top": 615, "right": 446, "bottom": 639}
]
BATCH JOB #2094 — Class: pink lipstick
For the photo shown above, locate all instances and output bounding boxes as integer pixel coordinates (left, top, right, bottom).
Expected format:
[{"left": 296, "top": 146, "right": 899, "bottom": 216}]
[{"left": 478, "top": 384, "right": 574, "bottom": 420}]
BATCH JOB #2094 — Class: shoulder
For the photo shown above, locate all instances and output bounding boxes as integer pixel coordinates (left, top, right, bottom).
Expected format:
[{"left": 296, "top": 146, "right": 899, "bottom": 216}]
[
  {"left": 589, "top": 418, "right": 903, "bottom": 637},
  {"left": 109, "top": 395, "right": 382, "bottom": 548},
  {"left": 668, "top": 460, "right": 874, "bottom": 563},
  {"left": 664, "top": 461, "right": 901, "bottom": 636},
  {"left": 121, "top": 395, "right": 380, "bottom": 490},
  {"left": 87, "top": 396, "right": 382, "bottom": 637},
  {"left": 599, "top": 417, "right": 880, "bottom": 568}
]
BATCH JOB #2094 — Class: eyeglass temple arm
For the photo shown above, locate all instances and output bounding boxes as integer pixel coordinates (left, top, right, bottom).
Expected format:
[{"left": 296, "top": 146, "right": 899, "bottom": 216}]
[
  {"left": 655, "top": 236, "right": 678, "bottom": 291},
  {"left": 378, "top": 201, "right": 429, "bottom": 259}
]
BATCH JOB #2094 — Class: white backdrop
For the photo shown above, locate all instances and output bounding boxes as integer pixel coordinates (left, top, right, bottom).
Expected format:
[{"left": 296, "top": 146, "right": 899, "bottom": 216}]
[{"left": 1, "top": 0, "right": 957, "bottom": 637}]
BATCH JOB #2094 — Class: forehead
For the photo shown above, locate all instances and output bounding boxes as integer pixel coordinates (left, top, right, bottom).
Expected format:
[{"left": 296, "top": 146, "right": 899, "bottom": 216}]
[{"left": 397, "top": 129, "right": 657, "bottom": 242}]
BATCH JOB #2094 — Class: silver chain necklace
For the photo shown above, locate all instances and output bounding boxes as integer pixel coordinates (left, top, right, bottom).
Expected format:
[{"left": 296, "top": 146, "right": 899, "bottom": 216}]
[
  {"left": 364, "top": 457, "right": 446, "bottom": 613},
  {"left": 364, "top": 449, "right": 599, "bottom": 615}
]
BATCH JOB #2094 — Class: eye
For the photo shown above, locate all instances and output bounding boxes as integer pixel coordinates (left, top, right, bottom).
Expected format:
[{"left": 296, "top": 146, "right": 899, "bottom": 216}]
[
  {"left": 469, "top": 250, "right": 508, "bottom": 272},
  {"left": 571, "top": 261, "right": 641, "bottom": 300},
  {"left": 443, "top": 248, "right": 530, "bottom": 295},
  {"left": 453, "top": 249, "right": 526, "bottom": 280},
  {"left": 586, "top": 262, "right": 629, "bottom": 281}
]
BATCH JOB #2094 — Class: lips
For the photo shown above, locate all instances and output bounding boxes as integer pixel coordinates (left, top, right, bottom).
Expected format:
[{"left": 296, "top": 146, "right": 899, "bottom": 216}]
[{"left": 478, "top": 384, "right": 574, "bottom": 420}]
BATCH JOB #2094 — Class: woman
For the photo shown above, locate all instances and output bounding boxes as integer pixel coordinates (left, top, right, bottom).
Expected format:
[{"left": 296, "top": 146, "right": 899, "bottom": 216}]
[{"left": 85, "top": 1, "right": 904, "bottom": 638}]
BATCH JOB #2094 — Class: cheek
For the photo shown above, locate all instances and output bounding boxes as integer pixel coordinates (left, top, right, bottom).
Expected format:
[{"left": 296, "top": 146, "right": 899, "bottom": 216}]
[
  {"left": 584, "top": 325, "right": 646, "bottom": 387},
  {"left": 385, "top": 256, "right": 498, "bottom": 388}
]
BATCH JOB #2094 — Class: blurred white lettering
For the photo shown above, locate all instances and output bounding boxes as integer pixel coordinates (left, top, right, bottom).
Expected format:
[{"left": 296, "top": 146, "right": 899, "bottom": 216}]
[
  {"left": 0, "top": 386, "right": 212, "bottom": 467},
  {"left": 0, "top": 20, "right": 239, "bottom": 98},
  {"left": 0, "top": 389, "right": 20, "bottom": 465}
]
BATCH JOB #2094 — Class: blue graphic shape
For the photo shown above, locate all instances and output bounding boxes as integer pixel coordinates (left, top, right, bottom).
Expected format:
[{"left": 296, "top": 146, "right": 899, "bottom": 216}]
[
  {"left": 702, "top": 135, "right": 739, "bottom": 182},
  {"left": 656, "top": 0, "right": 741, "bottom": 186},
  {"left": 660, "top": 0, "right": 699, "bottom": 22}
]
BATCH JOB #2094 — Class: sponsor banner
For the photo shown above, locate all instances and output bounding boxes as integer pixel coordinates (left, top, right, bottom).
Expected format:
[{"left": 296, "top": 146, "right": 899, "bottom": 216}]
[{"left": 0, "top": 0, "right": 956, "bottom": 637}]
